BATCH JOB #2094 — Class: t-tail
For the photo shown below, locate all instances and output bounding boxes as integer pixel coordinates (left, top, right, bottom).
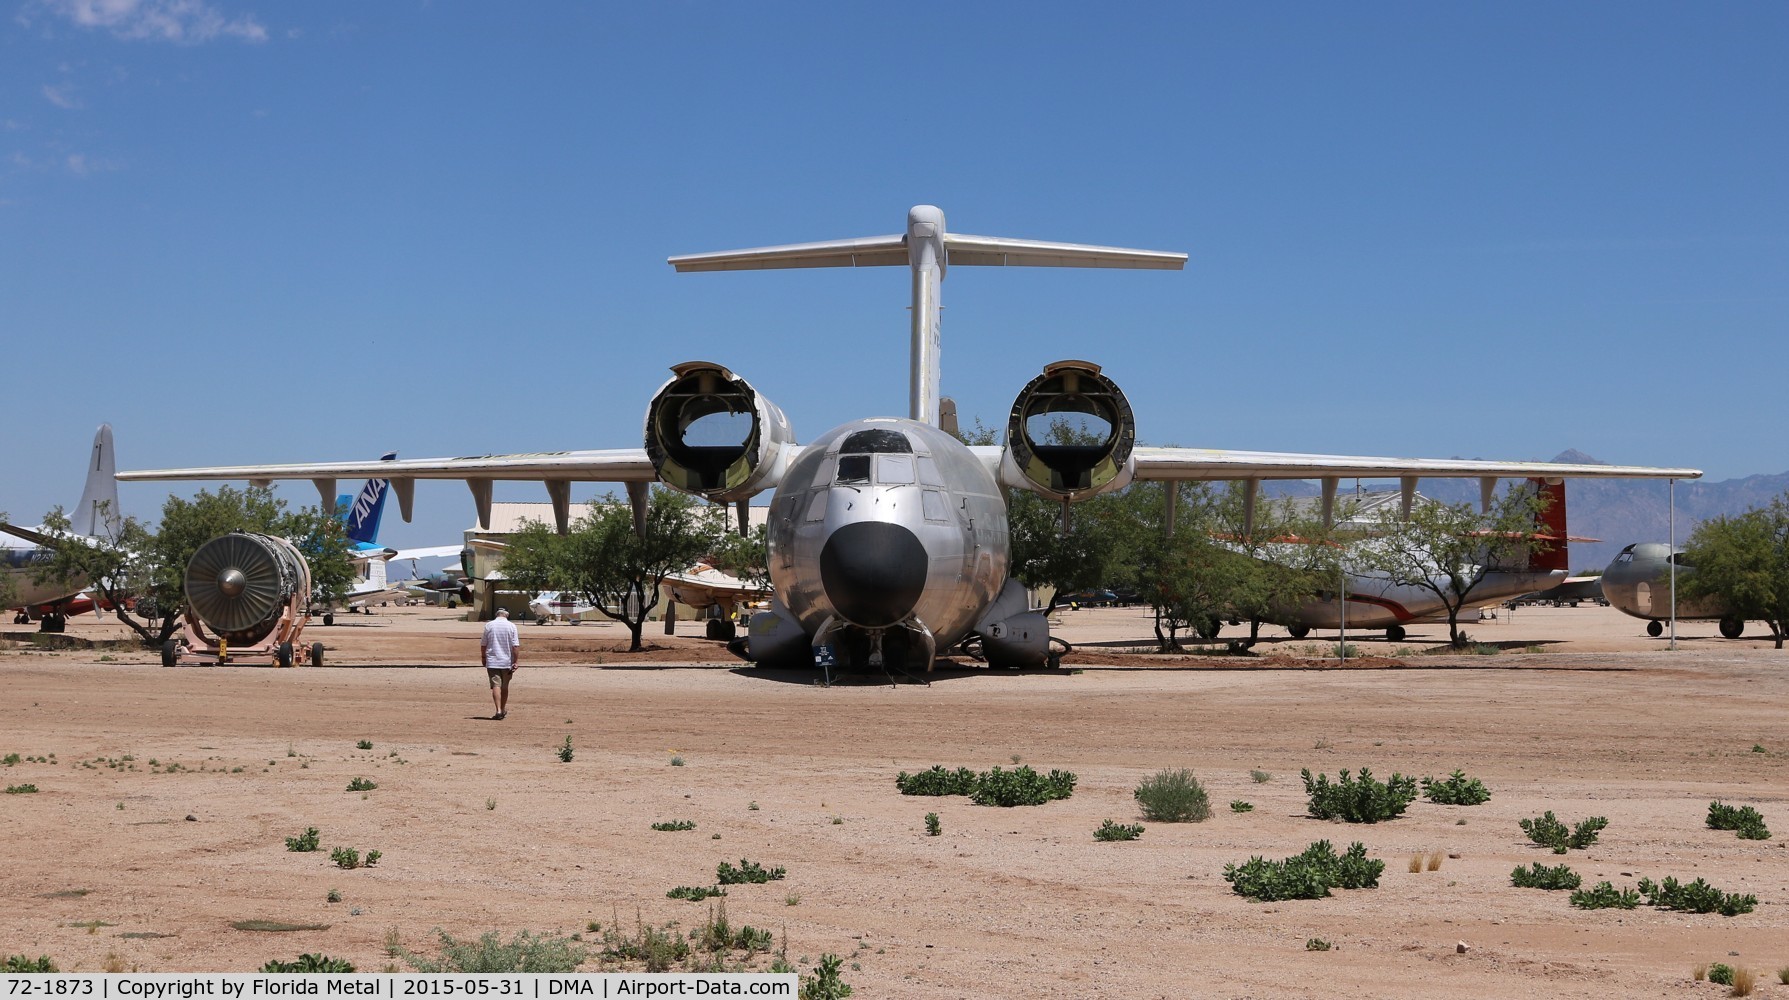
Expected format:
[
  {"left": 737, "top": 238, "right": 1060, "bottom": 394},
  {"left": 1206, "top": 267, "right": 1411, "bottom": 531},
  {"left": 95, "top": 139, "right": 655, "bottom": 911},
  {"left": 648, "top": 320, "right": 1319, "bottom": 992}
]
[
  {"left": 342, "top": 452, "right": 399, "bottom": 548},
  {"left": 70, "top": 424, "right": 118, "bottom": 538},
  {"left": 668, "top": 206, "right": 1187, "bottom": 426}
]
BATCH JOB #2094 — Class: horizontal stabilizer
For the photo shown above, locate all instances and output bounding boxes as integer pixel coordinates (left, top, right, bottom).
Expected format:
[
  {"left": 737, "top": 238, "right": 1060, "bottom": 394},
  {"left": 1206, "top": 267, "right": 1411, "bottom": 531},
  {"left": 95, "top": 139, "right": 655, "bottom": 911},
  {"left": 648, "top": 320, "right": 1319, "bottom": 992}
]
[
  {"left": 669, "top": 235, "right": 908, "bottom": 271},
  {"left": 943, "top": 233, "right": 1186, "bottom": 269}
]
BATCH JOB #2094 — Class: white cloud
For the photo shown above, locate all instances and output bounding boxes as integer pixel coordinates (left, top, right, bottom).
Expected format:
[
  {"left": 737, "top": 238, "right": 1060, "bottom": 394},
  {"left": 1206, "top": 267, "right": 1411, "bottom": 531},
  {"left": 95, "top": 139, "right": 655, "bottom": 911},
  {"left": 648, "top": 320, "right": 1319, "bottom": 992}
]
[
  {"left": 41, "top": 83, "right": 82, "bottom": 109},
  {"left": 64, "top": 152, "right": 121, "bottom": 175},
  {"left": 37, "top": 0, "right": 268, "bottom": 44}
]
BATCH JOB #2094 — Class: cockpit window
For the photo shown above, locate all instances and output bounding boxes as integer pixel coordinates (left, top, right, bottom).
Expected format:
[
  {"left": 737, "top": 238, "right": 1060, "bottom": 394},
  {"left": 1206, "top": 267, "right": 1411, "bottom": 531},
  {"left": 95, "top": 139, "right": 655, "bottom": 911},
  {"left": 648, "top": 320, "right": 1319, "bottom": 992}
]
[
  {"left": 917, "top": 456, "right": 943, "bottom": 487},
  {"left": 841, "top": 428, "right": 912, "bottom": 454},
  {"left": 878, "top": 454, "right": 916, "bottom": 485},
  {"left": 1668, "top": 552, "right": 1693, "bottom": 567},
  {"left": 837, "top": 455, "right": 871, "bottom": 484}
]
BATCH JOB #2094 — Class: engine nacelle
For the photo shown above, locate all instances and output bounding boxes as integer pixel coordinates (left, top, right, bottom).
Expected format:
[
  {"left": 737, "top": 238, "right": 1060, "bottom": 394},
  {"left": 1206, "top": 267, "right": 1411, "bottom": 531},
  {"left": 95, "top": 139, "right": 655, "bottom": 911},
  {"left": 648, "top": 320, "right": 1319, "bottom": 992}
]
[
  {"left": 1002, "top": 360, "right": 1136, "bottom": 502},
  {"left": 184, "top": 532, "right": 312, "bottom": 646},
  {"left": 645, "top": 361, "right": 796, "bottom": 503}
]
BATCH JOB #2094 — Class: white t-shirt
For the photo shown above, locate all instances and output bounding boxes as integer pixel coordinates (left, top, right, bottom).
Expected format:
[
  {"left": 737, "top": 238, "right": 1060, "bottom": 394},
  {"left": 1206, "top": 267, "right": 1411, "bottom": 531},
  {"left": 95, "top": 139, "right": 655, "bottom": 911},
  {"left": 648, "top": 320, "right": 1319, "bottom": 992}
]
[{"left": 482, "top": 617, "right": 520, "bottom": 670}]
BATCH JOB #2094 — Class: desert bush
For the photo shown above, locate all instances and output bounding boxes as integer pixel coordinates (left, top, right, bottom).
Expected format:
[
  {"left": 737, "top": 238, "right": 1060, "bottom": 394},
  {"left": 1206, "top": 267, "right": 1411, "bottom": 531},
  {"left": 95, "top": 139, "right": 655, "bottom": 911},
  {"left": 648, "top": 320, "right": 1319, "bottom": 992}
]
[
  {"left": 1519, "top": 811, "right": 1607, "bottom": 853},
  {"left": 557, "top": 736, "right": 573, "bottom": 763},
  {"left": 597, "top": 919, "right": 688, "bottom": 972},
  {"left": 1733, "top": 966, "right": 1756, "bottom": 996},
  {"left": 1707, "top": 801, "right": 1771, "bottom": 840},
  {"left": 345, "top": 777, "right": 376, "bottom": 792},
  {"left": 402, "top": 930, "right": 585, "bottom": 973},
  {"left": 800, "top": 953, "right": 853, "bottom": 1000},
  {"left": 1231, "top": 800, "right": 1254, "bottom": 813},
  {"left": 894, "top": 766, "right": 977, "bottom": 796},
  {"left": 1250, "top": 769, "right": 1271, "bottom": 783},
  {"left": 284, "top": 827, "right": 321, "bottom": 852},
  {"left": 262, "top": 954, "right": 355, "bottom": 972},
  {"left": 1510, "top": 862, "right": 1581, "bottom": 890},
  {"left": 1305, "top": 938, "right": 1332, "bottom": 952},
  {"left": 666, "top": 885, "right": 726, "bottom": 901},
  {"left": 3, "top": 956, "right": 57, "bottom": 973},
  {"left": 356, "top": 740, "right": 373, "bottom": 750},
  {"left": 1637, "top": 876, "right": 1757, "bottom": 916},
  {"left": 5, "top": 783, "right": 39, "bottom": 794},
  {"left": 716, "top": 859, "right": 785, "bottom": 884},
  {"left": 1133, "top": 769, "right": 1211, "bottom": 822},
  {"left": 1709, "top": 963, "right": 1735, "bottom": 986},
  {"left": 1421, "top": 769, "right": 1491, "bottom": 806},
  {"left": 970, "top": 766, "right": 1075, "bottom": 806},
  {"left": 651, "top": 820, "right": 696, "bottom": 832},
  {"left": 923, "top": 813, "right": 940, "bottom": 836},
  {"left": 1223, "top": 840, "right": 1383, "bottom": 901},
  {"left": 1301, "top": 768, "right": 1417, "bottom": 823},
  {"left": 1094, "top": 820, "right": 1143, "bottom": 842},
  {"left": 330, "top": 847, "right": 379, "bottom": 869},
  {"left": 1778, "top": 965, "right": 1789, "bottom": 985},
  {"left": 1568, "top": 881, "right": 1640, "bottom": 910}
]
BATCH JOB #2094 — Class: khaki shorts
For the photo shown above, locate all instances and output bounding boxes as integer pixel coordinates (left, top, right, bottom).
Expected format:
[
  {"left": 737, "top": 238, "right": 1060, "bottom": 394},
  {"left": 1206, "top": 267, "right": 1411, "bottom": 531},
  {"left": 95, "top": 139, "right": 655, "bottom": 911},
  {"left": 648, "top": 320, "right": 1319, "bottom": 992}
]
[{"left": 486, "top": 667, "right": 513, "bottom": 687}]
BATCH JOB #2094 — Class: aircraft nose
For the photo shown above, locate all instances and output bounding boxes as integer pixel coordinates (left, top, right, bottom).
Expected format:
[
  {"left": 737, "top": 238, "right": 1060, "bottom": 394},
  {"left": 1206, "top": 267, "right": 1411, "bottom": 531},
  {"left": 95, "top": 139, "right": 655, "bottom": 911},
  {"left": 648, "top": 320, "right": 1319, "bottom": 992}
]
[{"left": 819, "top": 521, "right": 929, "bottom": 628}]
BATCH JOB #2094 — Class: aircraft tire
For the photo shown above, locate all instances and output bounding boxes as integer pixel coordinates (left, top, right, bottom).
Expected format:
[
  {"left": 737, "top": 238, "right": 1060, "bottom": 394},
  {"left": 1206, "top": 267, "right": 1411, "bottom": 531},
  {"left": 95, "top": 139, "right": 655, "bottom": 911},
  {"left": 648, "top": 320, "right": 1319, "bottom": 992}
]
[
  {"left": 705, "top": 618, "right": 736, "bottom": 641},
  {"left": 40, "top": 613, "right": 65, "bottom": 634},
  {"left": 1287, "top": 624, "right": 1310, "bottom": 639},
  {"left": 323, "top": 613, "right": 335, "bottom": 626},
  {"left": 1385, "top": 625, "right": 1406, "bottom": 642},
  {"left": 276, "top": 641, "right": 294, "bottom": 668},
  {"left": 310, "top": 642, "right": 325, "bottom": 667},
  {"left": 1720, "top": 617, "right": 1745, "bottom": 639},
  {"left": 446, "top": 600, "right": 458, "bottom": 610},
  {"left": 160, "top": 640, "right": 179, "bottom": 668},
  {"left": 1646, "top": 620, "right": 1663, "bottom": 637},
  {"left": 13, "top": 612, "right": 27, "bottom": 624}
]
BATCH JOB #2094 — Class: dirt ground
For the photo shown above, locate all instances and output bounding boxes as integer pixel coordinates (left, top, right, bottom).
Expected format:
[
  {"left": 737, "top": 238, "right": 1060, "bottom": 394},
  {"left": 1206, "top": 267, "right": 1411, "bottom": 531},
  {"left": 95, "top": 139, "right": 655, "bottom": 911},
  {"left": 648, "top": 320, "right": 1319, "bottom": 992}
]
[{"left": 3, "top": 604, "right": 1786, "bottom": 997}]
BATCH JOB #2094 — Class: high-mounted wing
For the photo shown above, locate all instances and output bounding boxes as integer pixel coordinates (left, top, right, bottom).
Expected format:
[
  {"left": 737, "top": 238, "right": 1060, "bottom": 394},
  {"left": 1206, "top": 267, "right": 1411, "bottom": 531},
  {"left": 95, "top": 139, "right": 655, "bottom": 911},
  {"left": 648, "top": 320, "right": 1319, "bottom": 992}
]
[
  {"left": 117, "top": 450, "right": 658, "bottom": 532},
  {"left": 1130, "top": 447, "right": 1700, "bottom": 482}
]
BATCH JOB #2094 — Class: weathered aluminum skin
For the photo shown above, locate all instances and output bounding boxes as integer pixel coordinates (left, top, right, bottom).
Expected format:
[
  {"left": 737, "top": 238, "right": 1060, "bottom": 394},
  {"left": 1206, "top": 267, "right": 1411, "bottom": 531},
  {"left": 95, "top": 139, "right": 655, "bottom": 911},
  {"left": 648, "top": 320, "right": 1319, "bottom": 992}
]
[{"left": 1600, "top": 542, "right": 1727, "bottom": 622}]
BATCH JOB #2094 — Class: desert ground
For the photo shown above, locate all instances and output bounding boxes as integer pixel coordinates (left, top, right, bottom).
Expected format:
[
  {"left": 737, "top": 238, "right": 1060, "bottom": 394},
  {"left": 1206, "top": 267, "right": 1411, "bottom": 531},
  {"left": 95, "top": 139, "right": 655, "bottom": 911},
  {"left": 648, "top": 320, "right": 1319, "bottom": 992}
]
[{"left": 3, "top": 603, "right": 1786, "bottom": 998}]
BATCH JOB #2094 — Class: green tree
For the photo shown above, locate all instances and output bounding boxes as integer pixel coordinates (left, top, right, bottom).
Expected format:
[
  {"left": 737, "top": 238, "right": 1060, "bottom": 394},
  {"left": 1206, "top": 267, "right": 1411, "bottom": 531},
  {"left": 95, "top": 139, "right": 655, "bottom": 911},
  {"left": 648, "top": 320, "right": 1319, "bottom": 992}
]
[
  {"left": 1679, "top": 497, "right": 1789, "bottom": 648},
  {"left": 706, "top": 523, "right": 770, "bottom": 592},
  {"left": 501, "top": 489, "right": 723, "bottom": 652},
  {"left": 27, "top": 488, "right": 352, "bottom": 647},
  {"left": 0, "top": 511, "right": 16, "bottom": 610},
  {"left": 1212, "top": 486, "right": 1332, "bottom": 644},
  {"left": 1357, "top": 485, "right": 1553, "bottom": 647}
]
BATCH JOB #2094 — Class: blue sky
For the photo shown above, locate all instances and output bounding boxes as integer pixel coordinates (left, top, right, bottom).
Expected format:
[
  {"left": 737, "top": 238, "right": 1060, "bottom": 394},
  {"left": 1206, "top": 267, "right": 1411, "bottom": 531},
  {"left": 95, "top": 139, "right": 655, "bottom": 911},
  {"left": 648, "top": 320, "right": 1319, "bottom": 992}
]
[{"left": 3, "top": 1, "right": 1784, "bottom": 551}]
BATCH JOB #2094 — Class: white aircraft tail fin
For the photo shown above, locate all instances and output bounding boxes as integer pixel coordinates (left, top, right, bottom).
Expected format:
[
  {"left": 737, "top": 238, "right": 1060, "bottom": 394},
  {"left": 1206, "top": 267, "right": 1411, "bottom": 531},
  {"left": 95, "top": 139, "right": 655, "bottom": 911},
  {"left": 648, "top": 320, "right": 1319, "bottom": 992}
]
[
  {"left": 669, "top": 206, "right": 1187, "bottom": 427},
  {"left": 70, "top": 424, "right": 118, "bottom": 538}
]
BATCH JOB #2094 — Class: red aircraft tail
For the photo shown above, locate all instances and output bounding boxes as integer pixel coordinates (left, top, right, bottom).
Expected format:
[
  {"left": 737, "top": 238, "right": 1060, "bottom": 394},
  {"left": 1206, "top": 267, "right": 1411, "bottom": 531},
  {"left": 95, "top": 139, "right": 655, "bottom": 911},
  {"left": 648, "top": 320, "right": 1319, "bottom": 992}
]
[{"left": 1528, "top": 477, "right": 1569, "bottom": 573}]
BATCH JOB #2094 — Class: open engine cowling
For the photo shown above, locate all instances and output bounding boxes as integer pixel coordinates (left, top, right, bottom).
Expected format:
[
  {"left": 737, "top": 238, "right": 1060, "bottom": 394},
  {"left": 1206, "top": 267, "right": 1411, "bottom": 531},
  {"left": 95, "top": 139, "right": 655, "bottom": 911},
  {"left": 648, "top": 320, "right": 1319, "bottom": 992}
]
[
  {"left": 184, "top": 532, "right": 311, "bottom": 646},
  {"left": 1002, "top": 360, "right": 1136, "bottom": 502},
  {"left": 645, "top": 362, "right": 795, "bottom": 503}
]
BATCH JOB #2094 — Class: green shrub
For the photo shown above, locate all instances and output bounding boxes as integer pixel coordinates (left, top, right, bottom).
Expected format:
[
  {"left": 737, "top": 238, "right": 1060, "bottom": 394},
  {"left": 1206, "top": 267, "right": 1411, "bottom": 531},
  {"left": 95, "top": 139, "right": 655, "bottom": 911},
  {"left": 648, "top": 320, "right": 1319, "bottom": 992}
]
[
  {"left": 666, "top": 885, "right": 726, "bottom": 901},
  {"left": 1568, "top": 881, "right": 1640, "bottom": 909},
  {"left": 331, "top": 847, "right": 360, "bottom": 869},
  {"left": 1707, "top": 801, "right": 1771, "bottom": 840},
  {"left": 401, "top": 930, "right": 585, "bottom": 973},
  {"left": 716, "top": 859, "right": 785, "bottom": 884},
  {"left": 557, "top": 736, "right": 573, "bottom": 763},
  {"left": 326, "top": 889, "right": 342, "bottom": 903},
  {"left": 598, "top": 919, "right": 688, "bottom": 973},
  {"left": 1637, "top": 876, "right": 1757, "bottom": 916},
  {"left": 262, "top": 954, "right": 356, "bottom": 973},
  {"left": 1132, "top": 769, "right": 1210, "bottom": 822},
  {"left": 970, "top": 765, "right": 1075, "bottom": 807},
  {"left": 284, "top": 827, "right": 321, "bottom": 852},
  {"left": 1223, "top": 840, "right": 1383, "bottom": 901},
  {"left": 3, "top": 956, "right": 58, "bottom": 973},
  {"left": 0, "top": 753, "right": 19, "bottom": 767},
  {"left": 895, "top": 765, "right": 977, "bottom": 796},
  {"left": 1300, "top": 768, "right": 1417, "bottom": 823},
  {"left": 356, "top": 740, "right": 373, "bottom": 750},
  {"left": 1250, "top": 769, "right": 1271, "bottom": 783},
  {"left": 1094, "top": 820, "right": 1143, "bottom": 841},
  {"left": 1519, "top": 811, "right": 1606, "bottom": 853},
  {"left": 800, "top": 953, "right": 853, "bottom": 1000},
  {"left": 1421, "top": 769, "right": 1491, "bottom": 805},
  {"left": 1510, "top": 862, "right": 1581, "bottom": 890},
  {"left": 345, "top": 777, "right": 376, "bottom": 792},
  {"left": 923, "top": 813, "right": 940, "bottom": 836},
  {"left": 1709, "top": 963, "right": 1735, "bottom": 986},
  {"left": 4, "top": 783, "right": 39, "bottom": 794},
  {"left": 1305, "top": 938, "right": 1332, "bottom": 952},
  {"left": 650, "top": 820, "right": 695, "bottom": 832}
]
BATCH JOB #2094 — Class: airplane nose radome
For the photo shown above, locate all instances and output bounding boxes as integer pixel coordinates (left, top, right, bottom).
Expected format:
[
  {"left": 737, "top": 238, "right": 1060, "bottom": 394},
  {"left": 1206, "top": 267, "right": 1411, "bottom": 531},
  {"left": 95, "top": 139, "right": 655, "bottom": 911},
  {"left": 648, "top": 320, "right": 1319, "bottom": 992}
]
[{"left": 819, "top": 521, "right": 928, "bottom": 628}]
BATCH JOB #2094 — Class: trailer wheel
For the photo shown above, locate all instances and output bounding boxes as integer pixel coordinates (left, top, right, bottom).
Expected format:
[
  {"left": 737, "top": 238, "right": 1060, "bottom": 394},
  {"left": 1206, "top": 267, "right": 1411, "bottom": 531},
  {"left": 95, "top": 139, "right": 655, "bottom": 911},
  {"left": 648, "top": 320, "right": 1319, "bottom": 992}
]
[
  {"left": 1287, "top": 624, "right": 1310, "bottom": 639},
  {"left": 161, "top": 640, "right": 180, "bottom": 668},
  {"left": 1646, "top": 620, "right": 1663, "bottom": 637},
  {"left": 1719, "top": 617, "right": 1745, "bottom": 639},
  {"left": 1386, "top": 625, "right": 1406, "bottom": 642},
  {"left": 323, "top": 613, "right": 335, "bottom": 626},
  {"left": 276, "top": 641, "right": 294, "bottom": 668},
  {"left": 310, "top": 642, "right": 325, "bottom": 667}
]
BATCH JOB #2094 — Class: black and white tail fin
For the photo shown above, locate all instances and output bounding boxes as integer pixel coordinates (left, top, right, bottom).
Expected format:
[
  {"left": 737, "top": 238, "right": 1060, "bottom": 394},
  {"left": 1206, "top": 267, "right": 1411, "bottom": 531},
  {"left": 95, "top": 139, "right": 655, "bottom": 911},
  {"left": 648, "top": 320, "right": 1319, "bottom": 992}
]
[{"left": 70, "top": 424, "right": 118, "bottom": 538}]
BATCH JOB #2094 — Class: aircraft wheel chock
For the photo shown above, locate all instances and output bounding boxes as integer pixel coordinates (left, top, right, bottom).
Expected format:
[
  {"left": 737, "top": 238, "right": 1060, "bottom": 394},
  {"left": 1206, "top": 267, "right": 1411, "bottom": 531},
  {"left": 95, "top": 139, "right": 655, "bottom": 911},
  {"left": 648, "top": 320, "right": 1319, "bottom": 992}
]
[
  {"left": 1646, "top": 620, "right": 1663, "bottom": 637},
  {"left": 1720, "top": 618, "right": 1745, "bottom": 639}
]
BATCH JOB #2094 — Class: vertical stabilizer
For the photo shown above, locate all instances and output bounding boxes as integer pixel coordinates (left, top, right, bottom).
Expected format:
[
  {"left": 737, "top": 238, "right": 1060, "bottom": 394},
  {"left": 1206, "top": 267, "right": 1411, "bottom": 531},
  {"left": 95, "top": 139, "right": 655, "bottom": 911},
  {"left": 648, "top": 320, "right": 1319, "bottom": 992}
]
[
  {"left": 907, "top": 206, "right": 946, "bottom": 425},
  {"left": 1528, "top": 477, "right": 1570, "bottom": 573},
  {"left": 343, "top": 452, "right": 399, "bottom": 547},
  {"left": 71, "top": 424, "right": 118, "bottom": 538}
]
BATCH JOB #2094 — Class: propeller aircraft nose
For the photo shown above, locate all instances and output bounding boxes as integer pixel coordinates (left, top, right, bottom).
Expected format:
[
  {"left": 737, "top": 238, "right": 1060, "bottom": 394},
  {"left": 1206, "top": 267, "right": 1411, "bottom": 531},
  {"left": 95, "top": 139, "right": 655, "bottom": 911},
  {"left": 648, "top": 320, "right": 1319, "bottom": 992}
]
[{"left": 819, "top": 521, "right": 928, "bottom": 628}]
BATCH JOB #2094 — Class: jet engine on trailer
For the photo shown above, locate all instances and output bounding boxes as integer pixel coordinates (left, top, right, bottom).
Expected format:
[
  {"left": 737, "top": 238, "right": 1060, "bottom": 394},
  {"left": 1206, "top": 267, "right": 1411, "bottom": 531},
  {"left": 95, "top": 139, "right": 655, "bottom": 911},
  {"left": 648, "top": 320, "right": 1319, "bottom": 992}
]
[{"left": 163, "top": 532, "right": 324, "bottom": 668}]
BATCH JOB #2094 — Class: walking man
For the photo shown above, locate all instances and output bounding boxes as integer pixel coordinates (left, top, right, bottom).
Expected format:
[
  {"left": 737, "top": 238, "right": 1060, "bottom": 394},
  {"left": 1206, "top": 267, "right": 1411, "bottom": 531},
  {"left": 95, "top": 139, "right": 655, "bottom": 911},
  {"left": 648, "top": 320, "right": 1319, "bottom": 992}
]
[{"left": 482, "top": 607, "right": 521, "bottom": 720}]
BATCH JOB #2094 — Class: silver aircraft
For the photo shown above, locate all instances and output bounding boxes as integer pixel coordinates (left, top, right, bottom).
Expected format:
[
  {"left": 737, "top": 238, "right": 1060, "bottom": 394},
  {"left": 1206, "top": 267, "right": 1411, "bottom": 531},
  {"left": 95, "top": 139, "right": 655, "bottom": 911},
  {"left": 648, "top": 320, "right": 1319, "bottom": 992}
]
[
  {"left": 1600, "top": 542, "right": 1742, "bottom": 638},
  {"left": 119, "top": 206, "right": 1703, "bottom": 671}
]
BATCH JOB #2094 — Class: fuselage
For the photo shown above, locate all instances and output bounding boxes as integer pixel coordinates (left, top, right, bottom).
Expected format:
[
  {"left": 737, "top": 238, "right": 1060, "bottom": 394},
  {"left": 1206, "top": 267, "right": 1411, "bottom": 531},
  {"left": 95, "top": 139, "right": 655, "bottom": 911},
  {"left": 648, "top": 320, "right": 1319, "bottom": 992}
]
[
  {"left": 1601, "top": 542, "right": 1726, "bottom": 622},
  {"left": 767, "top": 418, "right": 1007, "bottom": 650}
]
